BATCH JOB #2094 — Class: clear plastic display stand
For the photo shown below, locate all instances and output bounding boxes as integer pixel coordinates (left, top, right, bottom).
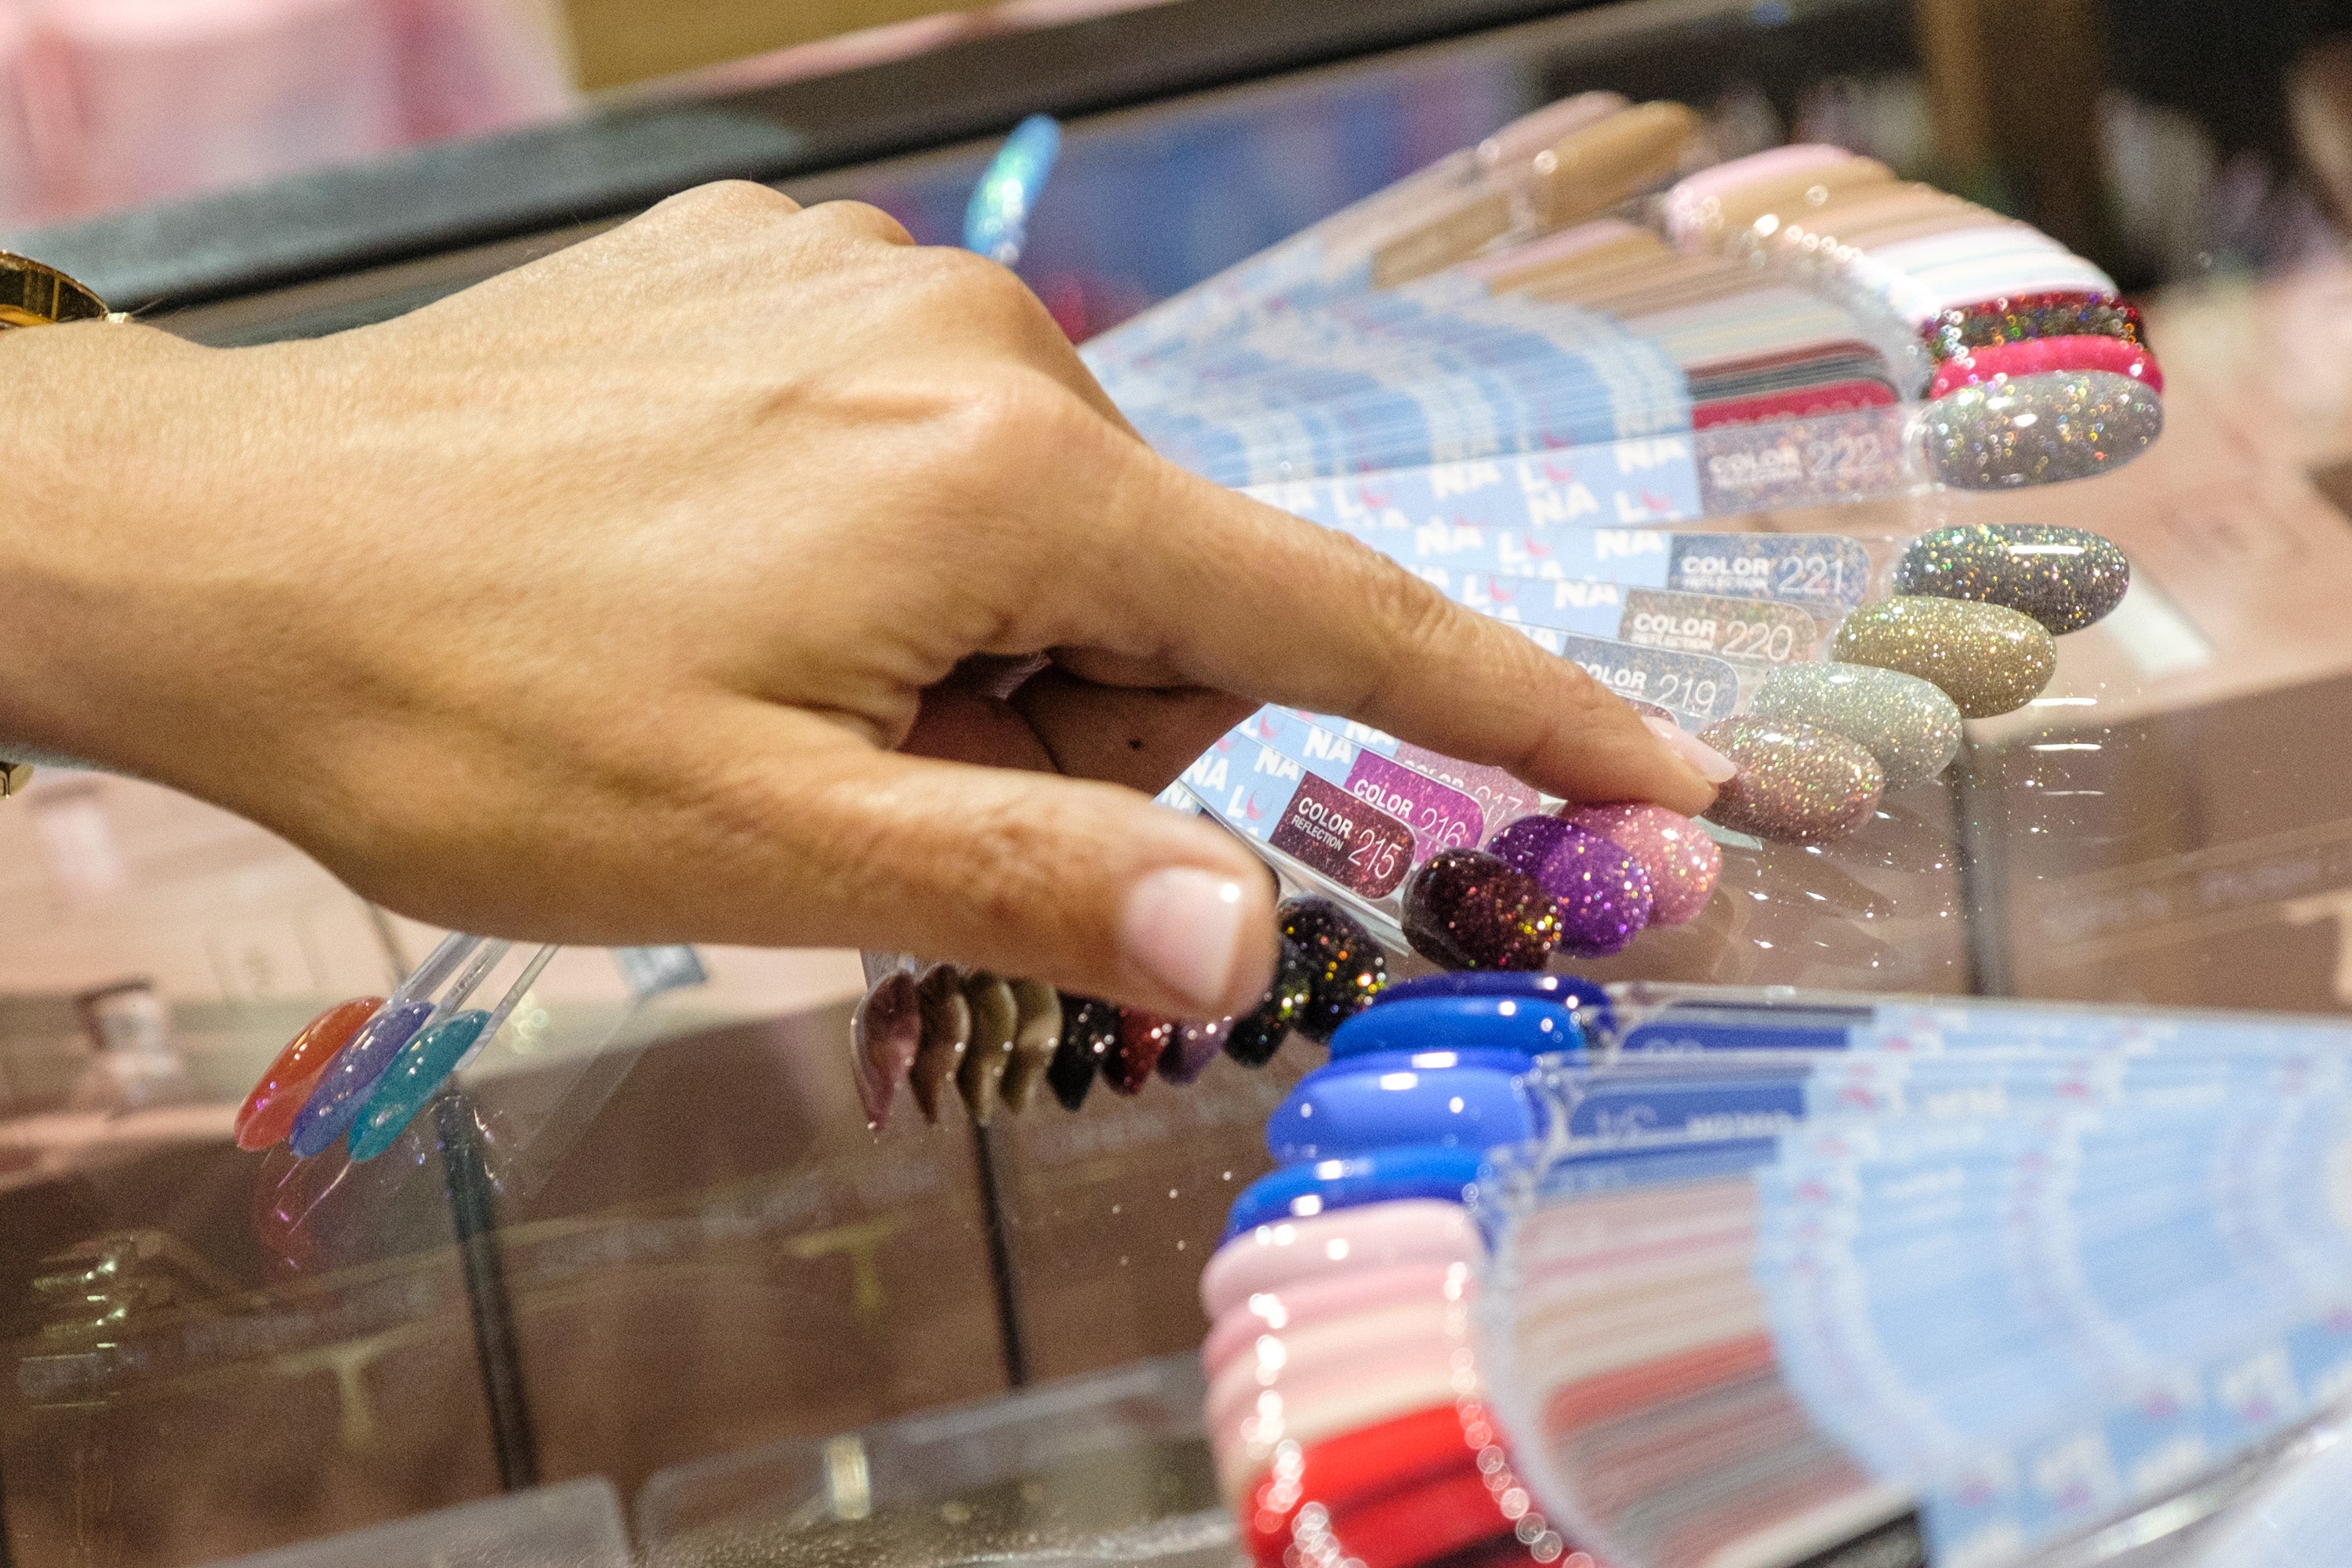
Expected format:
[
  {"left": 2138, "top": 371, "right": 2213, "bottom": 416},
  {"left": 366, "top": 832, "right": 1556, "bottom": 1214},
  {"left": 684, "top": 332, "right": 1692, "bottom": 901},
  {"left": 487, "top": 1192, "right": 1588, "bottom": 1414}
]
[
  {"left": 195, "top": 1477, "right": 628, "bottom": 1568},
  {"left": 637, "top": 1352, "right": 1232, "bottom": 1566}
]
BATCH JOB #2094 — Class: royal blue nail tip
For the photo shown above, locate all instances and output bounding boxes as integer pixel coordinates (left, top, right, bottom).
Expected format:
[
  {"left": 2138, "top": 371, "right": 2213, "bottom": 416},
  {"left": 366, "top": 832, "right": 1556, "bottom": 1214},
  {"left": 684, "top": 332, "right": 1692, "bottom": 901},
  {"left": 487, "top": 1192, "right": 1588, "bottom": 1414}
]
[
  {"left": 1223, "top": 1145, "right": 1488, "bottom": 1241},
  {"left": 1266, "top": 1058, "right": 1545, "bottom": 1163},
  {"left": 348, "top": 1010, "right": 492, "bottom": 1162},
  {"left": 288, "top": 998, "right": 437, "bottom": 1157},
  {"left": 1329, "top": 994, "right": 1584, "bottom": 1060},
  {"left": 1376, "top": 970, "right": 1611, "bottom": 1029}
]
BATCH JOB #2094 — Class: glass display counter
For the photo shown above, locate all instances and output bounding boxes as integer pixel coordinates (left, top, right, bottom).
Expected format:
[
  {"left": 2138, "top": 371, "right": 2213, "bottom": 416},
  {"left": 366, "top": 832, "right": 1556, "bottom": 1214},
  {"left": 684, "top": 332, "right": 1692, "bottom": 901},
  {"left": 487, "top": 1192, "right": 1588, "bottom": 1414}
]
[{"left": 3, "top": 1, "right": 2350, "bottom": 1565}]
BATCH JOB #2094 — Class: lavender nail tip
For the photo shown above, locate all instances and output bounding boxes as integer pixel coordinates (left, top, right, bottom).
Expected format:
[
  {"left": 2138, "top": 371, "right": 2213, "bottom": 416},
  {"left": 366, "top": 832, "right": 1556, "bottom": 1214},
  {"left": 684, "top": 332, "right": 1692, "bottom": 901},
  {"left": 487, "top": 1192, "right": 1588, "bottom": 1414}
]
[
  {"left": 1160, "top": 1018, "right": 1230, "bottom": 1084},
  {"left": 1921, "top": 370, "right": 2161, "bottom": 489},
  {"left": 288, "top": 997, "right": 436, "bottom": 1157},
  {"left": 349, "top": 1011, "right": 491, "bottom": 1162}
]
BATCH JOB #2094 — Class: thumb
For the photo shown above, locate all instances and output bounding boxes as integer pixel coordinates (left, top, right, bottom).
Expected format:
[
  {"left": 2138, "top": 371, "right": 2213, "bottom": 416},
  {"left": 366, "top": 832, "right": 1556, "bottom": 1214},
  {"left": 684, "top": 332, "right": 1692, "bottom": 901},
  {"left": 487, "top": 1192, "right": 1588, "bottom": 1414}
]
[{"left": 695, "top": 708, "right": 1280, "bottom": 1018}]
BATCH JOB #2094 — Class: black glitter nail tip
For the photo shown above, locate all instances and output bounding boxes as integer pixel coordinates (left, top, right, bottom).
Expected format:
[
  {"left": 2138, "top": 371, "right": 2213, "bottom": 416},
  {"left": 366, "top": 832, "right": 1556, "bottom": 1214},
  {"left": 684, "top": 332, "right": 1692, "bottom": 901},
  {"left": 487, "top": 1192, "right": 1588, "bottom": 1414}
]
[
  {"left": 1277, "top": 897, "right": 1388, "bottom": 1043},
  {"left": 1047, "top": 996, "right": 1117, "bottom": 1112},
  {"left": 1402, "top": 848, "right": 1563, "bottom": 972},
  {"left": 1225, "top": 938, "right": 1316, "bottom": 1068}
]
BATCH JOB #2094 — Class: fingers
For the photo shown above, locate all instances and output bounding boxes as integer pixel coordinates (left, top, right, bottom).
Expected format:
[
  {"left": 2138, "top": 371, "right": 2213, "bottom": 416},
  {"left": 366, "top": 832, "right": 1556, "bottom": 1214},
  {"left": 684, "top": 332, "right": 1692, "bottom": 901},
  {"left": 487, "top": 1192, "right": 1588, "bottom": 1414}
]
[
  {"left": 1021, "top": 447, "right": 1725, "bottom": 817},
  {"left": 688, "top": 705, "right": 1279, "bottom": 1017},
  {"left": 1010, "top": 674, "right": 1255, "bottom": 793}
]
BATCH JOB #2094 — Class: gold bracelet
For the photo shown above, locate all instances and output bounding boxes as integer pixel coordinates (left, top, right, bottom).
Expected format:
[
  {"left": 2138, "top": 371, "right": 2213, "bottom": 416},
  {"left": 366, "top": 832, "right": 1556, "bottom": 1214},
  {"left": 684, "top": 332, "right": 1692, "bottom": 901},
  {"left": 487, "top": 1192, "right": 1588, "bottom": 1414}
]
[
  {"left": 0, "top": 252, "right": 114, "bottom": 796},
  {"left": 0, "top": 252, "right": 111, "bottom": 329}
]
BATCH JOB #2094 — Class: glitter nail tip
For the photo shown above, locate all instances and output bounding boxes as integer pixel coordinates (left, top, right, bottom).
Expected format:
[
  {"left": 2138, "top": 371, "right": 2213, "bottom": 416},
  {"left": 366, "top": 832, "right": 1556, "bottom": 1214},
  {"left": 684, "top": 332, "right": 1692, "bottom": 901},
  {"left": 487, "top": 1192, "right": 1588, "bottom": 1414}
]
[
  {"left": 1928, "top": 335, "right": 2162, "bottom": 400},
  {"left": 1919, "top": 370, "right": 2161, "bottom": 489},
  {"left": 1277, "top": 898, "right": 1389, "bottom": 1042},
  {"left": 1109, "top": 1008, "right": 1175, "bottom": 1095},
  {"left": 1749, "top": 662, "right": 1963, "bottom": 791},
  {"left": 1697, "top": 717, "right": 1886, "bottom": 845},
  {"left": 1483, "top": 815, "right": 1653, "bottom": 956},
  {"left": 1831, "top": 594, "right": 2057, "bottom": 718},
  {"left": 1402, "top": 848, "right": 1565, "bottom": 972},
  {"left": 956, "top": 973, "right": 1020, "bottom": 1127},
  {"left": 1161, "top": 1017, "right": 1231, "bottom": 1084},
  {"left": 1893, "top": 522, "right": 2132, "bottom": 633},
  {"left": 909, "top": 965, "right": 971, "bottom": 1125},
  {"left": 1225, "top": 937, "right": 1317, "bottom": 1068},
  {"left": 1000, "top": 978, "right": 1062, "bottom": 1113},
  {"left": 1559, "top": 804, "right": 1722, "bottom": 927},
  {"left": 853, "top": 971, "right": 924, "bottom": 1131},
  {"left": 1048, "top": 995, "right": 1118, "bottom": 1111}
]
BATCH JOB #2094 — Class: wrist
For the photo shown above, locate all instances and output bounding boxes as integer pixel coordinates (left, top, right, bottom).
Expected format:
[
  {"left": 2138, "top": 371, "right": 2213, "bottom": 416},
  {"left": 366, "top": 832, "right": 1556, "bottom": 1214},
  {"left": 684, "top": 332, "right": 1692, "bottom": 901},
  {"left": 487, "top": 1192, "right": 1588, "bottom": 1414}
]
[{"left": 0, "top": 319, "right": 230, "bottom": 779}]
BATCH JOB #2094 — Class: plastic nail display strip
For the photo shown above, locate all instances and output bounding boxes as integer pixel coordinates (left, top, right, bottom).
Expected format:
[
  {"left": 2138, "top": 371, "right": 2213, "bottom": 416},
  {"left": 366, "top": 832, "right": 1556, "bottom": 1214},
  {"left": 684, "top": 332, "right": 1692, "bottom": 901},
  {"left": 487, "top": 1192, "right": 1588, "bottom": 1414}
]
[{"left": 1199, "top": 977, "right": 2352, "bottom": 1568}]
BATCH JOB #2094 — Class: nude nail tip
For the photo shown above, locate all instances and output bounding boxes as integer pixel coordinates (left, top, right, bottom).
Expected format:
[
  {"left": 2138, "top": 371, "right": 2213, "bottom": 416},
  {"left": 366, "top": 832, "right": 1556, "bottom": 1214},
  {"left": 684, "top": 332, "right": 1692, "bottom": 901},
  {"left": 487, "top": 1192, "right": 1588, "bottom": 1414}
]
[
  {"left": 909, "top": 965, "right": 971, "bottom": 1125},
  {"left": 999, "top": 978, "right": 1062, "bottom": 1113},
  {"left": 1698, "top": 717, "right": 1885, "bottom": 845},
  {"left": 1831, "top": 594, "right": 2056, "bottom": 718},
  {"left": 1749, "top": 662, "right": 1963, "bottom": 791},
  {"left": 956, "top": 972, "right": 1020, "bottom": 1127},
  {"left": 853, "top": 971, "right": 923, "bottom": 1131}
]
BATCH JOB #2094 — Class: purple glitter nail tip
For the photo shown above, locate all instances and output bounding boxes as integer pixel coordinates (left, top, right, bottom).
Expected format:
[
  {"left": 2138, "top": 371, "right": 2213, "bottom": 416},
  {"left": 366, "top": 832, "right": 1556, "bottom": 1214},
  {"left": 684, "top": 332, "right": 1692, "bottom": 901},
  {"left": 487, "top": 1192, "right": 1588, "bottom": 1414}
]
[{"left": 1485, "top": 816, "right": 1655, "bottom": 958}]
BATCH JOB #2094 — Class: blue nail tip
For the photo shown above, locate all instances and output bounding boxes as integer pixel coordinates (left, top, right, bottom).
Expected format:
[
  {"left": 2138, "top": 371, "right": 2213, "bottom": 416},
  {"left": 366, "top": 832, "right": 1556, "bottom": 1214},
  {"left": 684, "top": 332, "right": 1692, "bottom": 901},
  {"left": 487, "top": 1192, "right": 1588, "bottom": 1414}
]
[
  {"left": 288, "top": 998, "right": 437, "bottom": 1157},
  {"left": 1267, "top": 1056, "right": 1545, "bottom": 1163},
  {"left": 1330, "top": 994, "right": 1584, "bottom": 1059},
  {"left": 348, "top": 1010, "right": 492, "bottom": 1162},
  {"left": 1223, "top": 1144, "right": 1489, "bottom": 1241},
  {"left": 1375, "top": 970, "right": 1610, "bottom": 1028}
]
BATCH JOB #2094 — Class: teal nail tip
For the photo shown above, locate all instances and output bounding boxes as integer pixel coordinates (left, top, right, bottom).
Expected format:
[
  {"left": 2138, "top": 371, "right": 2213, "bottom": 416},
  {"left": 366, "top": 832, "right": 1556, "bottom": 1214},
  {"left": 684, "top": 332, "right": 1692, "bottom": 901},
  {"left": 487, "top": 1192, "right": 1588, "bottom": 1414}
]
[{"left": 348, "top": 1010, "right": 492, "bottom": 1162}]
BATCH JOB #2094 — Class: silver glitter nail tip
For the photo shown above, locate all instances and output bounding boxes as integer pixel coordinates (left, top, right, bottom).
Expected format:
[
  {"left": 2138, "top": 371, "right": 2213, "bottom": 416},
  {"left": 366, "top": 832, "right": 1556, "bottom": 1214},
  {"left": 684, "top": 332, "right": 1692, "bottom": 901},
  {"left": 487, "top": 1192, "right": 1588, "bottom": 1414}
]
[
  {"left": 1893, "top": 523, "right": 2131, "bottom": 633},
  {"left": 1749, "top": 662, "right": 1963, "bottom": 791},
  {"left": 1920, "top": 370, "right": 2162, "bottom": 489}
]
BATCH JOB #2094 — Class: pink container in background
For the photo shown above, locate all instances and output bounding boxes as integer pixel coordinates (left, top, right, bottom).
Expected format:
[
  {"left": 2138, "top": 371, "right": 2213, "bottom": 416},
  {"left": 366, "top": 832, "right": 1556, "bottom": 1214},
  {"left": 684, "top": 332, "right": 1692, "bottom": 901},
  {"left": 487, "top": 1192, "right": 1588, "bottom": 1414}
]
[{"left": 0, "top": 0, "right": 571, "bottom": 227}]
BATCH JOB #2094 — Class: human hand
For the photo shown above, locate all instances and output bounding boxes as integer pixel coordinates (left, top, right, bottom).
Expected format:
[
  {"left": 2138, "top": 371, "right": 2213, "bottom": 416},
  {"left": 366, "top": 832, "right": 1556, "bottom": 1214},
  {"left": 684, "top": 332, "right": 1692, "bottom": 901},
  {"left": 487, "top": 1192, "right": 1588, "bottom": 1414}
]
[{"left": 0, "top": 183, "right": 1726, "bottom": 1018}]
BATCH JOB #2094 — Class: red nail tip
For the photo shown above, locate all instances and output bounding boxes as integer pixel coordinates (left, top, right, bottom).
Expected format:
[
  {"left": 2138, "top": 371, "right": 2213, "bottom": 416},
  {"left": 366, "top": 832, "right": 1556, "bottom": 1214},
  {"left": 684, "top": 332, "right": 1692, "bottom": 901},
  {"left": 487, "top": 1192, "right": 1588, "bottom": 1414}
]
[
  {"left": 234, "top": 997, "right": 383, "bottom": 1152},
  {"left": 1108, "top": 1008, "right": 1174, "bottom": 1094}
]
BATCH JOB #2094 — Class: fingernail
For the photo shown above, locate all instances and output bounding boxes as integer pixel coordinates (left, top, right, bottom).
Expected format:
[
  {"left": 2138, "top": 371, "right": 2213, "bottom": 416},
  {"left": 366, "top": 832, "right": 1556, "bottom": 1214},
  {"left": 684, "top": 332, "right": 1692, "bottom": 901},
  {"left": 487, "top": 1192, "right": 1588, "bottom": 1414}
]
[
  {"left": 1644, "top": 715, "right": 1738, "bottom": 785},
  {"left": 1122, "top": 867, "right": 1253, "bottom": 1013}
]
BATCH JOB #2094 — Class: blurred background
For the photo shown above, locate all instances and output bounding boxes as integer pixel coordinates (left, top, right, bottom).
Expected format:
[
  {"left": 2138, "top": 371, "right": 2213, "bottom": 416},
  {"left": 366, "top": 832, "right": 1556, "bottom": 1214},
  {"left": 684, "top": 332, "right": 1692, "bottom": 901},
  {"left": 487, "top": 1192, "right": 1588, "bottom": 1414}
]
[
  {"left": 9, "top": 0, "right": 2352, "bottom": 287},
  {"left": 13, "top": 2, "right": 2352, "bottom": 1566}
]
